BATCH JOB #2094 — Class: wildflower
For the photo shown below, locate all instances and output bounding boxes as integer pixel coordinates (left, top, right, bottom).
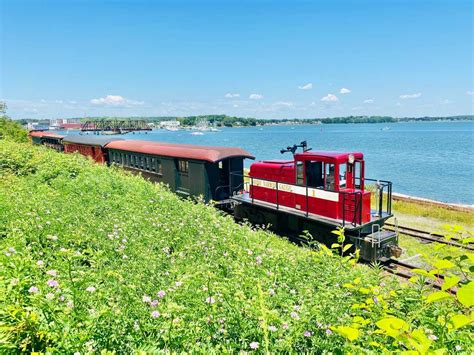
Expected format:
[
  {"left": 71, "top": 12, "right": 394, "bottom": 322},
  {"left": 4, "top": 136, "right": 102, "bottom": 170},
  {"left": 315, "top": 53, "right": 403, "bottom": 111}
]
[
  {"left": 269, "top": 288, "right": 275, "bottom": 296},
  {"left": 46, "top": 269, "right": 57, "bottom": 277},
  {"left": 46, "top": 293, "right": 55, "bottom": 300},
  {"left": 455, "top": 345, "right": 462, "bottom": 351},
  {"left": 293, "top": 305, "right": 300, "bottom": 311},
  {"left": 157, "top": 290, "right": 166, "bottom": 298},
  {"left": 86, "top": 286, "right": 96, "bottom": 293},
  {"left": 290, "top": 289, "right": 296, "bottom": 295},
  {"left": 67, "top": 301, "right": 74, "bottom": 308},
  {"left": 74, "top": 352, "right": 81, "bottom": 355},
  {"left": 247, "top": 249, "right": 253, "bottom": 255},
  {"left": 47, "top": 279, "right": 59, "bottom": 287},
  {"left": 8, "top": 247, "right": 16, "bottom": 253},
  {"left": 256, "top": 256, "right": 262, "bottom": 265},
  {"left": 29, "top": 286, "right": 39, "bottom": 294},
  {"left": 47, "top": 235, "right": 58, "bottom": 241},
  {"left": 60, "top": 248, "right": 67, "bottom": 252},
  {"left": 206, "top": 296, "right": 215, "bottom": 304},
  {"left": 59, "top": 295, "right": 65, "bottom": 301},
  {"left": 326, "top": 329, "right": 333, "bottom": 335},
  {"left": 268, "top": 325, "right": 278, "bottom": 332},
  {"left": 282, "top": 323, "right": 289, "bottom": 329},
  {"left": 175, "top": 281, "right": 183, "bottom": 287},
  {"left": 5, "top": 252, "right": 11, "bottom": 257},
  {"left": 249, "top": 342, "right": 259, "bottom": 350},
  {"left": 223, "top": 252, "right": 228, "bottom": 257},
  {"left": 37, "top": 260, "right": 44, "bottom": 267},
  {"left": 10, "top": 278, "right": 19, "bottom": 286},
  {"left": 142, "top": 295, "right": 151, "bottom": 303},
  {"left": 373, "top": 296, "right": 379, "bottom": 304},
  {"left": 304, "top": 330, "right": 312, "bottom": 337},
  {"left": 380, "top": 282, "right": 386, "bottom": 287},
  {"left": 218, "top": 328, "right": 225, "bottom": 333},
  {"left": 290, "top": 312, "right": 300, "bottom": 320},
  {"left": 428, "top": 334, "right": 438, "bottom": 341},
  {"left": 219, "top": 318, "right": 226, "bottom": 324},
  {"left": 150, "top": 300, "right": 158, "bottom": 307},
  {"left": 151, "top": 311, "right": 160, "bottom": 318}
]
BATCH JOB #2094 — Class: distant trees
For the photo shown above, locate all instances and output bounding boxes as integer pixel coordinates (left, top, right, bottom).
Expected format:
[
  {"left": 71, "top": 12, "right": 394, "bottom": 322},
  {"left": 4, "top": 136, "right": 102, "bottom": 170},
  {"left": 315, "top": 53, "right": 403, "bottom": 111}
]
[{"left": 0, "top": 101, "right": 29, "bottom": 142}]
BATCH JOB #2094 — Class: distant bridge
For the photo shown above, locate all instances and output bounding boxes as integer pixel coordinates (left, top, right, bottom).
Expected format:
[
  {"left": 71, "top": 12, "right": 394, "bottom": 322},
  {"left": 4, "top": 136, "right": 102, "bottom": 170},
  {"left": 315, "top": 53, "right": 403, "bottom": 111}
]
[{"left": 81, "top": 120, "right": 152, "bottom": 134}]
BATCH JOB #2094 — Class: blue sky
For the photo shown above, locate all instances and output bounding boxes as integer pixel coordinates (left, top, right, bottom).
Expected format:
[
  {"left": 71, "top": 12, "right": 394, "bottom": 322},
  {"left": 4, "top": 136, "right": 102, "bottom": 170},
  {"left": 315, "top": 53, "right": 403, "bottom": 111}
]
[{"left": 1, "top": 0, "right": 473, "bottom": 119}]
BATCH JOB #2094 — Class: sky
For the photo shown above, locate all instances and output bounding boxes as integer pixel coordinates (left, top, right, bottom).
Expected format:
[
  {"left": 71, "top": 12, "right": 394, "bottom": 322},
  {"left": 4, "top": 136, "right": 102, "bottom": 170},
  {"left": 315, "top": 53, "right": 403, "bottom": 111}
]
[{"left": 1, "top": 0, "right": 473, "bottom": 119}]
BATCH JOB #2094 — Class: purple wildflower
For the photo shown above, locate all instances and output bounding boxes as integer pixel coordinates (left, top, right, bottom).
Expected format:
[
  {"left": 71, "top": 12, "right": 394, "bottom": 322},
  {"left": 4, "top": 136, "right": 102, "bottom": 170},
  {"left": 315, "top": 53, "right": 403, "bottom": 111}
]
[
  {"left": 151, "top": 311, "right": 160, "bottom": 318},
  {"left": 373, "top": 296, "right": 379, "bottom": 304},
  {"left": 28, "top": 286, "right": 39, "bottom": 294},
  {"left": 326, "top": 329, "right": 333, "bottom": 335},
  {"left": 46, "top": 269, "right": 57, "bottom": 277},
  {"left": 304, "top": 330, "right": 312, "bottom": 337},
  {"left": 47, "top": 279, "right": 59, "bottom": 287},
  {"left": 157, "top": 290, "right": 166, "bottom": 298},
  {"left": 150, "top": 300, "right": 158, "bottom": 307},
  {"left": 142, "top": 295, "right": 151, "bottom": 303},
  {"left": 290, "top": 311, "right": 300, "bottom": 320},
  {"left": 249, "top": 342, "right": 259, "bottom": 350},
  {"left": 37, "top": 260, "right": 44, "bottom": 267},
  {"left": 256, "top": 256, "right": 262, "bottom": 265},
  {"left": 206, "top": 296, "right": 216, "bottom": 304}
]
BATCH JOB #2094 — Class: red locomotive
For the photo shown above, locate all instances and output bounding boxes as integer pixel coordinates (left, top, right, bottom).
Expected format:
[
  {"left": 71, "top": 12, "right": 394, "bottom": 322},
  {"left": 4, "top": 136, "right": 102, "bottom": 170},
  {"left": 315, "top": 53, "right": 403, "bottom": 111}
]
[{"left": 232, "top": 141, "right": 400, "bottom": 261}]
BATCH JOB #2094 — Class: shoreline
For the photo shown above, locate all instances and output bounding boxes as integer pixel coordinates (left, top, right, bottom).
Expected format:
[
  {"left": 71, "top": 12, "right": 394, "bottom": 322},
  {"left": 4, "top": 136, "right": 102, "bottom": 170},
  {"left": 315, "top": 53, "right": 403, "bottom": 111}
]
[{"left": 392, "top": 192, "right": 474, "bottom": 213}]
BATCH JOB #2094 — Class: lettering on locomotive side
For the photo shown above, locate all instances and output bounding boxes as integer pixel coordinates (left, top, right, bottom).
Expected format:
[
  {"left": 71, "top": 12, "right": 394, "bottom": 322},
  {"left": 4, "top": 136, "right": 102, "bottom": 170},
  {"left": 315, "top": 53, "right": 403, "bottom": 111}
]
[{"left": 251, "top": 179, "right": 339, "bottom": 202}]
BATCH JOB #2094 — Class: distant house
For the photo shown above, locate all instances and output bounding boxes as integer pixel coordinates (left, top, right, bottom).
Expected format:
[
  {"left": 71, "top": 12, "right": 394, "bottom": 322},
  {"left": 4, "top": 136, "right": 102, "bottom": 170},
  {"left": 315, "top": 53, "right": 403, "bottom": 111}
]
[
  {"left": 159, "top": 120, "right": 180, "bottom": 128},
  {"left": 59, "top": 123, "right": 83, "bottom": 130}
]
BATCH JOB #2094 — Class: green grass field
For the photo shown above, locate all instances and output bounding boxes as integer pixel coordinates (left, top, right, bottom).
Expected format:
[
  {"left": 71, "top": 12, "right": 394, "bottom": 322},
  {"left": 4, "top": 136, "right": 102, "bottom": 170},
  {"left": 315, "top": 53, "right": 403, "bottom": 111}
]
[{"left": 0, "top": 138, "right": 472, "bottom": 353}]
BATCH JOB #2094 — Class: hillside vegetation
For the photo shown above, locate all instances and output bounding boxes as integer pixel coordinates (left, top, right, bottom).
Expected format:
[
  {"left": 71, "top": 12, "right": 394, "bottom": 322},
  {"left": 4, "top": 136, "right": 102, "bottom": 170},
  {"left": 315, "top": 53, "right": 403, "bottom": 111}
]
[{"left": 0, "top": 126, "right": 472, "bottom": 352}]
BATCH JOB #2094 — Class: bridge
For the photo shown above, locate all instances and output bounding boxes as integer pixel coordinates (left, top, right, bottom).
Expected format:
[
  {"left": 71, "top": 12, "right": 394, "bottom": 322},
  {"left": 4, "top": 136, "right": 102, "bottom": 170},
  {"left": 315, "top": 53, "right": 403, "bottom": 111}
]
[{"left": 81, "top": 120, "right": 152, "bottom": 134}]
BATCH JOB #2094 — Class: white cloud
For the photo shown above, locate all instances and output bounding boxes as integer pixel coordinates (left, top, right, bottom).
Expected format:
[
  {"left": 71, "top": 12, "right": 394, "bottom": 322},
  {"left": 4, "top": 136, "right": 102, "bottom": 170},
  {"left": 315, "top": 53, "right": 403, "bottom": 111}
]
[
  {"left": 399, "top": 92, "right": 422, "bottom": 99},
  {"left": 233, "top": 104, "right": 239, "bottom": 108},
  {"left": 55, "top": 100, "right": 63, "bottom": 104},
  {"left": 467, "top": 91, "right": 474, "bottom": 96},
  {"left": 363, "top": 98, "right": 374, "bottom": 104},
  {"left": 249, "top": 93, "right": 264, "bottom": 100},
  {"left": 298, "top": 83, "right": 313, "bottom": 90},
  {"left": 321, "top": 94, "right": 338, "bottom": 102},
  {"left": 90, "top": 95, "right": 144, "bottom": 106},
  {"left": 442, "top": 99, "right": 453, "bottom": 104},
  {"left": 225, "top": 93, "right": 240, "bottom": 98},
  {"left": 274, "top": 101, "right": 294, "bottom": 107},
  {"left": 68, "top": 100, "right": 77, "bottom": 104},
  {"left": 339, "top": 87, "right": 351, "bottom": 94}
]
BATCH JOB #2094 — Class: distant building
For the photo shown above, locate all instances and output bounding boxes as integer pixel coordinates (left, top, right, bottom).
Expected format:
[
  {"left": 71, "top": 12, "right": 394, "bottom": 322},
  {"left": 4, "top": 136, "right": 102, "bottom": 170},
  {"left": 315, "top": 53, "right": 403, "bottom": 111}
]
[
  {"left": 50, "top": 118, "right": 81, "bottom": 129},
  {"left": 59, "top": 123, "right": 82, "bottom": 130},
  {"left": 159, "top": 120, "right": 180, "bottom": 128}
]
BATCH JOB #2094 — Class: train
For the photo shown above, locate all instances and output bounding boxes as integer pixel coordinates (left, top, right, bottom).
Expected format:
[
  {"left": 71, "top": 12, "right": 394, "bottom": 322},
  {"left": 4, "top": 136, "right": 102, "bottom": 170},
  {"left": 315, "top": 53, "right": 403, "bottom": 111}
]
[{"left": 29, "top": 131, "right": 401, "bottom": 262}]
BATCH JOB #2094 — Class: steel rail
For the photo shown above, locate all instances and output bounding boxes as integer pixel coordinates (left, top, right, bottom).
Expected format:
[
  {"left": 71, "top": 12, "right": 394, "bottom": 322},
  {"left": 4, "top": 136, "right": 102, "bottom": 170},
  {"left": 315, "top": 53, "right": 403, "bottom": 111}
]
[
  {"left": 381, "top": 259, "right": 449, "bottom": 292},
  {"left": 384, "top": 223, "right": 474, "bottom": 251}
]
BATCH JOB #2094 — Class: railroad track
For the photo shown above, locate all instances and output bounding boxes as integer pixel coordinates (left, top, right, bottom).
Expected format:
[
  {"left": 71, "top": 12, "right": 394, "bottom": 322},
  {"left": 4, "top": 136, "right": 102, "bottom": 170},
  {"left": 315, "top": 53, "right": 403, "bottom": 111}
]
[
  {"left": 384, "top": 223, "right": 474, "bottom": 251},
  {"left": 382, "top": 259, "right": 447, "bottom": 291}
]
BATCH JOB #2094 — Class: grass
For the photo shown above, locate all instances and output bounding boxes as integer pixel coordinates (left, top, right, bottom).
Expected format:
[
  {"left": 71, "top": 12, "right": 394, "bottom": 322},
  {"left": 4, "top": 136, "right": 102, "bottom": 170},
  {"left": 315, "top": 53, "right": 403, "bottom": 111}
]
[{"left": 0, "top": 140, "right": 473, "bottom": 353}]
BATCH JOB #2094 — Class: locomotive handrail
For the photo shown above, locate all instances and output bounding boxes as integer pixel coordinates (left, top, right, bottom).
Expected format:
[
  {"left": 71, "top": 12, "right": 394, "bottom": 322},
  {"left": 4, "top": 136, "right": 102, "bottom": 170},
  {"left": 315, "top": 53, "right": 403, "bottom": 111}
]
[{"left": 230, "top": 172, "right": 367, "bottom": 227}]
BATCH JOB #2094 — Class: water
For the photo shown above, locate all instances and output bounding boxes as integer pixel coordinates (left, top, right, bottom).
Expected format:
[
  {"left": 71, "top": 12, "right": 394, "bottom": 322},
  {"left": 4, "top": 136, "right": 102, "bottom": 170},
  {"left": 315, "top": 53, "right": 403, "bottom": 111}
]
[{"left": 64, "top": 121, "right": 474, "bottom": 204}]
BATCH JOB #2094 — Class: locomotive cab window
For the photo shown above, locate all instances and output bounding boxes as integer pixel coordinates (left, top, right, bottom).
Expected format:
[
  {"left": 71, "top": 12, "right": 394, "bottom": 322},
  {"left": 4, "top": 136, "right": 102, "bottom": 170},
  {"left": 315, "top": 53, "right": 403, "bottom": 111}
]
[
  {"left": 296, "top": 161, "right": 304, "bottom": 185},
  {"left": 306, "top": 161, "right": 323, "bottom": 188},
  {"left": 325, "top": 163, "right": 336, "bottom": 191},
  {"left": 339, "top": 163, "right": 347, "bottom": 188}
]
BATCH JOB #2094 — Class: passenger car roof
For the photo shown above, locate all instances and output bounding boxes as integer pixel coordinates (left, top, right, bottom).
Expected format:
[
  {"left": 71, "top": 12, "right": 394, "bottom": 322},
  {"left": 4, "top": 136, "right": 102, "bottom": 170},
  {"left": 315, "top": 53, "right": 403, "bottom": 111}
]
[
  {"left": 62, "top": 135, "right": 124, "bottom": 147},
  {"left": 105, "top": 140, "right": 255, "bottom": 163}
]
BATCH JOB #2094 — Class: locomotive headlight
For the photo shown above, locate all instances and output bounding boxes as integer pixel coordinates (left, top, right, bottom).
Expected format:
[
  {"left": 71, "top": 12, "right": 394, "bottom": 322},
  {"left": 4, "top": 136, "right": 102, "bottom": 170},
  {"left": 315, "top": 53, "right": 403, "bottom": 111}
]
[{"left": 348, "top": 154, "right": 355, "bottom": 164}]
